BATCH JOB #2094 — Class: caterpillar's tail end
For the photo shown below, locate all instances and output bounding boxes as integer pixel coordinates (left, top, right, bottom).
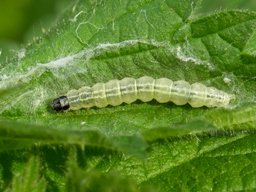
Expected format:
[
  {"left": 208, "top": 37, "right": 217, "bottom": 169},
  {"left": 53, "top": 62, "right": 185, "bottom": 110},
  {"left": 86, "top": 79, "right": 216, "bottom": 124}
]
[{"left": 51, "top": 96, "right": 70, "bottom": 112}]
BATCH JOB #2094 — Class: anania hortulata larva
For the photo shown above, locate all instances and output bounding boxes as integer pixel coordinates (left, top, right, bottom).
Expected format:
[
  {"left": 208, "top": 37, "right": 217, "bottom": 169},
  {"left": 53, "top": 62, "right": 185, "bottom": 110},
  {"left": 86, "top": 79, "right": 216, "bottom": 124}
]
[{"left": 51, "top": 76, "right": 235, "bottom": 111}]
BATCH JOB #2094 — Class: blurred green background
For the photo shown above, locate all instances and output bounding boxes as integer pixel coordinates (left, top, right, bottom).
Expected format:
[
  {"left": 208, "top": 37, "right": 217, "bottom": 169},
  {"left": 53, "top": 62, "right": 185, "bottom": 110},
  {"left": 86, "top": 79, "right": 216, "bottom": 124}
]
[{"left": 0, "top": 0, "right": 255, "bottom": 61}]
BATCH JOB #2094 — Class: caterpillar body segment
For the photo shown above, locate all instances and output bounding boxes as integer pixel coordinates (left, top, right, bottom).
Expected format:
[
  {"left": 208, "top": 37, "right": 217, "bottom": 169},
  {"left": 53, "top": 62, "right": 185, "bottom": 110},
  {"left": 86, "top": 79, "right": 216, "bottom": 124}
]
[{"left": 51, "top": 76, "right": 235, "bottom": 111}]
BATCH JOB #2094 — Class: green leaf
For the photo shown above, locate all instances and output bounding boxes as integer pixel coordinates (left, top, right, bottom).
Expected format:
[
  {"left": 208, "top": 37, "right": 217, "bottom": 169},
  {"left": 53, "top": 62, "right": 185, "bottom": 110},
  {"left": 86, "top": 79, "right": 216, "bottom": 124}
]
[
  {"left": 0, "top": 120, "right": 147, "bottom": 158},
  {"left": 66, "top": 168, "right": 155, "bottom": 192},
  {"left": 0, "top": 0, "right": 256, "bottom": 191},
  {"left": 66, "top": 148, "right": 155, "bottom": 192},
  {"left": 142, "top": 120, "right": 218, "bottom": 141},
  {"left": 139, "top": 131, "right": 256, "bottom": 191},
  {"left": 4, "top": 156, "right": 46, "bottom": 192}
]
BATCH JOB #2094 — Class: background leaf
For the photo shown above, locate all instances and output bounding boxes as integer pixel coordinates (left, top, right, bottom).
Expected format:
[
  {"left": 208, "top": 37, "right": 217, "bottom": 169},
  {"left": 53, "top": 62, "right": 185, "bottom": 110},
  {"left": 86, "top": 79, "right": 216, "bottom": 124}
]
[{"left": 0, "top": 0, "right": 256, "bottom": 191}]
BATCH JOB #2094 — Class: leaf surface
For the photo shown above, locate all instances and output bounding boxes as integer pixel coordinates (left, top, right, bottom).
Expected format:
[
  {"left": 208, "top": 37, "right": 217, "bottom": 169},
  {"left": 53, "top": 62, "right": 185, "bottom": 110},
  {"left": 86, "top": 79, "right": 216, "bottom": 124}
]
[{"left": 0, "top": 0, "right": 256, "bottom": 191}]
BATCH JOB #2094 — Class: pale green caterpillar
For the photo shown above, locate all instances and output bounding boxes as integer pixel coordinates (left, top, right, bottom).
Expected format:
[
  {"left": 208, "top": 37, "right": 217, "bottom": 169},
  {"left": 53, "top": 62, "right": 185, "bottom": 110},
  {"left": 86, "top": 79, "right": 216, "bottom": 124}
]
[{"left": 51, "top": 76, "right": 235, "bottom": 111}]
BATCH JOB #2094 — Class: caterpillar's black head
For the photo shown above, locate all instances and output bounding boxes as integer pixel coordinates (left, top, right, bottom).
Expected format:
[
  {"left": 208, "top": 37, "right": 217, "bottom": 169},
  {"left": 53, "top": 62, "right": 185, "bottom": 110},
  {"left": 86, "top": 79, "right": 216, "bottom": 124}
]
[{"left": 51, "top": 96, "right": 70, "bottom": 112}]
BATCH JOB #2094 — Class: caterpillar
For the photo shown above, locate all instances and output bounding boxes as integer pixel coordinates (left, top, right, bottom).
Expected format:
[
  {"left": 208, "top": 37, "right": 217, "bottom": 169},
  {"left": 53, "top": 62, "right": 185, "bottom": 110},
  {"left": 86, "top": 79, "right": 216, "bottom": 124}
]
[{"left": 51, "top": 76, "right": 235, "bottom": 111}]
